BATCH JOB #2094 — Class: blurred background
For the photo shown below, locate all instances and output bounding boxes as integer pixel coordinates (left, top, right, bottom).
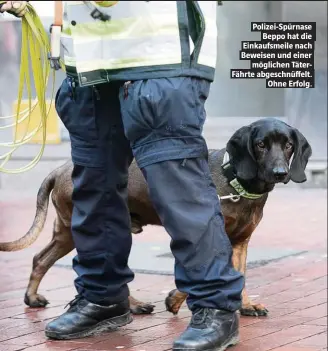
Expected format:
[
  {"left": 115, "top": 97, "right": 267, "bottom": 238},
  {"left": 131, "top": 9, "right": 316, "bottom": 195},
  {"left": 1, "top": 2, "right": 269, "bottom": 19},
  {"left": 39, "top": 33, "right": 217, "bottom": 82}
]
[{"left": 0, "top": 1, "right": 327, "bottom": 191}]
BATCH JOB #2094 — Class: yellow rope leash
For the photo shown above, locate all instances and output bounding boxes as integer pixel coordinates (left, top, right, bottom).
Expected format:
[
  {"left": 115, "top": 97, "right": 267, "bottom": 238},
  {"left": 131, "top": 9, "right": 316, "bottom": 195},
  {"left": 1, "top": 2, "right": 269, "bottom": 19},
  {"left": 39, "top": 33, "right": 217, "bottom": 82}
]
[
  {"left": 0, "top": 2, "right": 63, "bottom": 174},
  {"left": 0, "top": 1, "right": 137, "bottom": 174},
  {"left": 0, "top": 1, "right": 118, "bottom": 174}
]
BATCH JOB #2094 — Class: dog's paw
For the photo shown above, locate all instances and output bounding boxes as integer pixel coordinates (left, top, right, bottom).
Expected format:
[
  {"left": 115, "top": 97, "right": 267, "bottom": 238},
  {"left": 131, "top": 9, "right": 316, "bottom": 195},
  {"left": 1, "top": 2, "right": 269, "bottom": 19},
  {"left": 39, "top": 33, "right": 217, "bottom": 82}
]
[
  {"left": 131, "top": 217, "right": 143, "bottom": 234},
  {"left": 24, "top": 293, "right": 49, "bottom": 308},
  {"left": 130, "top": 302, "right": 155, "bottom": 315},
  {"left": 165, "top": 289, "right": 187, "bottom": 315},
  {"left": 240, "top": 302, "right": 269, "bottom": 317}
]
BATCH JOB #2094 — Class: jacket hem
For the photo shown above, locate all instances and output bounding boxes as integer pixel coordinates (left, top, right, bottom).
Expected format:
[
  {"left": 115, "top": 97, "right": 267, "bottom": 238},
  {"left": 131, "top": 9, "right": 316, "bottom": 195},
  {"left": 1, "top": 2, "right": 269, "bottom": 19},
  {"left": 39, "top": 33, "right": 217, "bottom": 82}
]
[{"left": 65, "top": 65, "right": 215, "bottom": 86}]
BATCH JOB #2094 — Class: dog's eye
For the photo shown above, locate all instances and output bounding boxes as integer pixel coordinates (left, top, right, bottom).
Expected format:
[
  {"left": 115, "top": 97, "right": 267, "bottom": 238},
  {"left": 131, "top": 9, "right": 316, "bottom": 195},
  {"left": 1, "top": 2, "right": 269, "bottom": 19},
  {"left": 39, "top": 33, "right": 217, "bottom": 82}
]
[
  {"left": 285, "top": 142, "right": 293, "bottom": 149},
  {"left": 257, "top": 141, "right": 265, "bottom": 149}
]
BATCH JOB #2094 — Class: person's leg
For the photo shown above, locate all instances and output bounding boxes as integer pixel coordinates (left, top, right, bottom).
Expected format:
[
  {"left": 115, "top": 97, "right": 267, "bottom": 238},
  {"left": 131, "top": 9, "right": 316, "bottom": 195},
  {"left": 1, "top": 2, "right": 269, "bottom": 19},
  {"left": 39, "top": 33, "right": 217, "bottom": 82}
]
[
  {"left": 120, "top": 77, "right": 244, "bottom": 351},
  {"left": 142, "top": 159, "right": 241, "bottom": 350},
  {"left": 142, "top": 159, "right": 242, "bottom": 311},
  {"left": 46, "top": 79, "right": 134, "bottom": 340}
]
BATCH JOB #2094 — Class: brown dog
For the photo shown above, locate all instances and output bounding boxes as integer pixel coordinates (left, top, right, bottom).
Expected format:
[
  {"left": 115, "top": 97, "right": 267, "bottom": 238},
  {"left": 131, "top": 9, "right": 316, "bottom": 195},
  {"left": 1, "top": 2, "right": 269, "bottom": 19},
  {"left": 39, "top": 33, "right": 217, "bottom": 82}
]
[{"left": 0, "top": 118, "right": 312, "bottom": 317}]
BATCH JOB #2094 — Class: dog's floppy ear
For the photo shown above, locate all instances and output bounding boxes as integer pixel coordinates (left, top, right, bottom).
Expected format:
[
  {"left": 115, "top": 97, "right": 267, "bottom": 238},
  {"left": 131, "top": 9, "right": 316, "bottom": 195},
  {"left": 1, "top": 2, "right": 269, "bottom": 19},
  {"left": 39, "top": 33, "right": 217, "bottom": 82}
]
[
  {"left": 290, "top": 128, "right": 312, "bottom": 183},
  {"left": 226, "top": 126, "right": 257, "bottom": 180}
]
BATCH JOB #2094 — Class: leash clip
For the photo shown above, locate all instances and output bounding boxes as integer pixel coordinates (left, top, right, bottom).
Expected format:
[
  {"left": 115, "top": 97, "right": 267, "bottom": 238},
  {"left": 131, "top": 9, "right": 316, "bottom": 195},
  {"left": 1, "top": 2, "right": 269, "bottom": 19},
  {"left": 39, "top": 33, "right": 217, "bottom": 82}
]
[
  {"left": 229, "top": 194, "right": 241, "bottom": 203},
  {"left": 48, "top": 56, "right": 62, "bottom": 71},
  {"left": 218, "top": 194, "right": 241, "bottom": 203}
]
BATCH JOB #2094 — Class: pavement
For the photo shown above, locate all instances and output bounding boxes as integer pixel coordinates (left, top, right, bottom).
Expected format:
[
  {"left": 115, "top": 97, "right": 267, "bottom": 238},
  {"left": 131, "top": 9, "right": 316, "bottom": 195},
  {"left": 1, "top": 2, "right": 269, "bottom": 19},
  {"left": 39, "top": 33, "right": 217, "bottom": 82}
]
[{"left": 0, "top": 186, "right": 327, "bottom": 351}]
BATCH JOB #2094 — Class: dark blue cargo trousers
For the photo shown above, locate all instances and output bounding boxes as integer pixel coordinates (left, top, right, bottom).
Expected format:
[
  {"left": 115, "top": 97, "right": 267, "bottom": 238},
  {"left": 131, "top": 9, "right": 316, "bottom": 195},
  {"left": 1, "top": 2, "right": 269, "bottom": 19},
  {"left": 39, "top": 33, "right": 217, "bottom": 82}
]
[{"left": 55, "top": 76, "right": 244, "bottom": 312}]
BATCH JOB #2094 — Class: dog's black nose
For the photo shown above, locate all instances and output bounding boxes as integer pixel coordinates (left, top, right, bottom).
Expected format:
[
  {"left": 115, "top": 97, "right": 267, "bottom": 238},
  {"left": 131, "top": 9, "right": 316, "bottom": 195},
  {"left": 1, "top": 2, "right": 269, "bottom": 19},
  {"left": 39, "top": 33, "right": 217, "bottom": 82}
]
[{"left": 273, "top": 167, "right": 288, "bottom": 180}]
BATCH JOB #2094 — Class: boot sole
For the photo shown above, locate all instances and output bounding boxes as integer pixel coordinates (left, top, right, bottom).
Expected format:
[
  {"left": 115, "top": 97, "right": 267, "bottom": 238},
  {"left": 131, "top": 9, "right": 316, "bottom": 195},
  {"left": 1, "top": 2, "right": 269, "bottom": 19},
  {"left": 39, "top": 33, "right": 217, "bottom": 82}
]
[
  {"left": 45, "top": 311, "right": 133, "bottom": 340},
  {"left": 173, "top": 331, "right": 239, "bottom": 351}
]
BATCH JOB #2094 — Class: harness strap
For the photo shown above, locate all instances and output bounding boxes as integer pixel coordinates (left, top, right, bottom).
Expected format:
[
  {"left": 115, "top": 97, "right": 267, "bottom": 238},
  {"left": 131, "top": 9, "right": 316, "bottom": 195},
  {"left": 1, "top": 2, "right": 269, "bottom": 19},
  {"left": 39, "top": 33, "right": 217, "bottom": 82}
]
[
  {"left": 49, "top": 1, "right": 62, "bottom": 70},
  {"left": 54, "top": 1, "right": 63, "bottom": 26}
]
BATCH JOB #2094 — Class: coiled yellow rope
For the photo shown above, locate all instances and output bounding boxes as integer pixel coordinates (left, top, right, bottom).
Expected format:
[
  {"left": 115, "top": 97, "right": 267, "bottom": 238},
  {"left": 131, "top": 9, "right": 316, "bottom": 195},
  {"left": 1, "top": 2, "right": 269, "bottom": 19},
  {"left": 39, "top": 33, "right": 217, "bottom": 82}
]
[{"left": 0, "top": 2, "right": 63, "bottom": 174}]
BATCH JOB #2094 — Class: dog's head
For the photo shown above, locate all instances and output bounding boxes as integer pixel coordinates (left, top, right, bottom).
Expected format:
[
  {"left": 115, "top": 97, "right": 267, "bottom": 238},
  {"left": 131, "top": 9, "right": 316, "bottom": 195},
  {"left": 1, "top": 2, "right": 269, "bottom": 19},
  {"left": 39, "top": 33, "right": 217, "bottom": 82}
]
[{"left": 226, "top": 118, "right": 312, "bottom": 185}]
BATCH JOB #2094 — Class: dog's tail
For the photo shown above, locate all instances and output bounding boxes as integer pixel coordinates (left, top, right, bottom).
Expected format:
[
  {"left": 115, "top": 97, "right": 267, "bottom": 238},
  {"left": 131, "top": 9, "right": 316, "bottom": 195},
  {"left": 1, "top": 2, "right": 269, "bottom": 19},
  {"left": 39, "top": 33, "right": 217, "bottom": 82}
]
[{"left": 0, "top": 168, "right": 57, "bottom": 251}]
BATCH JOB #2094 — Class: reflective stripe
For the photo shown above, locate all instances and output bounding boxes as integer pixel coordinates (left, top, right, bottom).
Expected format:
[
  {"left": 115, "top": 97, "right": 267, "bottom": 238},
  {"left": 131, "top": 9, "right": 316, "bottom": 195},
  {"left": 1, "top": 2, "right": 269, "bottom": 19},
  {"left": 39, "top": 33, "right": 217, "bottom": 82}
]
[
  {"left": 63, "top": 1, "right": 182, "bottom": 71},
  {"left": 74, "top": 34, "right": 182, "bottom": 71},
  {"left": 64, "top": 55, "right": 77, "bottom": 67},
  {"left": 69, "top": 15, "right": 180, "bottom": 40},
  {"left": 197, "top": 2, "right": 217, "bottom": 68}
]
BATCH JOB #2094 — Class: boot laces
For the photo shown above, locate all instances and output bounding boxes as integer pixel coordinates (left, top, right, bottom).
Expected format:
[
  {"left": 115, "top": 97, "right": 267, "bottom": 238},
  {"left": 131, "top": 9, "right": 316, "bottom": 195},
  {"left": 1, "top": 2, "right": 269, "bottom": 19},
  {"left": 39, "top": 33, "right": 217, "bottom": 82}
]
[
  {"left": 64, "top": 295, "right": 83, "bottom": 311},
  {"left": 191, "top": 308, "right": 212, "bottom": 328}
]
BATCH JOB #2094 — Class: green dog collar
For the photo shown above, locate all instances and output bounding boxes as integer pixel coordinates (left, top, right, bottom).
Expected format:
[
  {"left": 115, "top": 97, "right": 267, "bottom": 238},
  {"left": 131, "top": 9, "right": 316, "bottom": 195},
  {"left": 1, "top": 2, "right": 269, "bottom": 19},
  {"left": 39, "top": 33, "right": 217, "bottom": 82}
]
[{"left": 221, "top": 152, "right": 264, "bottom": 200}]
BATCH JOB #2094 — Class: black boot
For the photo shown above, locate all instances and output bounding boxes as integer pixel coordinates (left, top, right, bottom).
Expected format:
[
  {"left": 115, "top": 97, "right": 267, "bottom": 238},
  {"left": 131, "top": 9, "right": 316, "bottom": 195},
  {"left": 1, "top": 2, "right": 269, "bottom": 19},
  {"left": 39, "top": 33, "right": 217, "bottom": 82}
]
[
  {"left": 173, "top": 308, "right": 239, "bottom": 351},
  {"left": 45, "top": 295, "right": 132, "bottom": 340}
]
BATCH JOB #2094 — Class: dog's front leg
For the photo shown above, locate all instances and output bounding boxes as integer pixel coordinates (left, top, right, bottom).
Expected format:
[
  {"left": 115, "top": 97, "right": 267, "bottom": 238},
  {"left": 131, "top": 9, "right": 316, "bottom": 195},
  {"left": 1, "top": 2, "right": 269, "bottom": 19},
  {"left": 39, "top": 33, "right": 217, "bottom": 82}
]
[
  {"left": 165, "top": 289, "right": 188, "bottom": 315},
  {"left": 232, "top": 240, "right": 268, "bottom": 317}
]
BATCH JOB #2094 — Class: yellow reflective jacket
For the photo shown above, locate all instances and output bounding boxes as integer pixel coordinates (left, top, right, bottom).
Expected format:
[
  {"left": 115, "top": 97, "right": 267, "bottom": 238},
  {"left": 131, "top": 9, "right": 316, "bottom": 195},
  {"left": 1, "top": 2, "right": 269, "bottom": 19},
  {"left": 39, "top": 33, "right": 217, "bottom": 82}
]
[{"left": 61, "top": 1, "right": 217, "bottom": 86}]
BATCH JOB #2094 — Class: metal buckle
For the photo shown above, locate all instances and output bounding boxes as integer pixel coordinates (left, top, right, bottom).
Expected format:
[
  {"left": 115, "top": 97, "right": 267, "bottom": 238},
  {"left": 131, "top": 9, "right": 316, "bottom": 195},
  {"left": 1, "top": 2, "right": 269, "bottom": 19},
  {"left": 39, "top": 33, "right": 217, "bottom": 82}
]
[
  {"left": 48, "top": 53, "right": 61, "bottom": 71},
  {"left": 49, "top": 23, "right": 63, "bottom": 33},
  {"left": 218, "top": 194, "right": 241, "bottom": 203}
]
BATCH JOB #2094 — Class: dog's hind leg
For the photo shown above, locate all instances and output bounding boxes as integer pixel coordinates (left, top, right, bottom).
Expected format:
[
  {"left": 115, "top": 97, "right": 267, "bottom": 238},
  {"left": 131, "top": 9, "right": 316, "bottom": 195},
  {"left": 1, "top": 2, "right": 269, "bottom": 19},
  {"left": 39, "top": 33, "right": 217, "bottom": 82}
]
[
  {"left": 24, "top": 217, "right": 74, "bottom": 308},
  {"left": 25, "top": 215, "right": 155, "bottom": 314}
]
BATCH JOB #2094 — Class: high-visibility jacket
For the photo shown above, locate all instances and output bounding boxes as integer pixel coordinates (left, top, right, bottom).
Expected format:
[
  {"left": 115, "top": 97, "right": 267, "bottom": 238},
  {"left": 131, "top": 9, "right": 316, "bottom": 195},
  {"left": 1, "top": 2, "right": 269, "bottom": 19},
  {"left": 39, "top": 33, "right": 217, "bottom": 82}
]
[{"left": 61, "top": 1, "right": 218, "bottom": 87}]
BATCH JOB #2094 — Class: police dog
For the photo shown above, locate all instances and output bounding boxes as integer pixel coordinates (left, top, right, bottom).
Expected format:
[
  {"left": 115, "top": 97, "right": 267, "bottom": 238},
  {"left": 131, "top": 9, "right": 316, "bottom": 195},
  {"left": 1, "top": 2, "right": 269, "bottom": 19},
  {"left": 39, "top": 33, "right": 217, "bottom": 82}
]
[{"left": 0, "top": 118, "right": 312, "bottom": 317}]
